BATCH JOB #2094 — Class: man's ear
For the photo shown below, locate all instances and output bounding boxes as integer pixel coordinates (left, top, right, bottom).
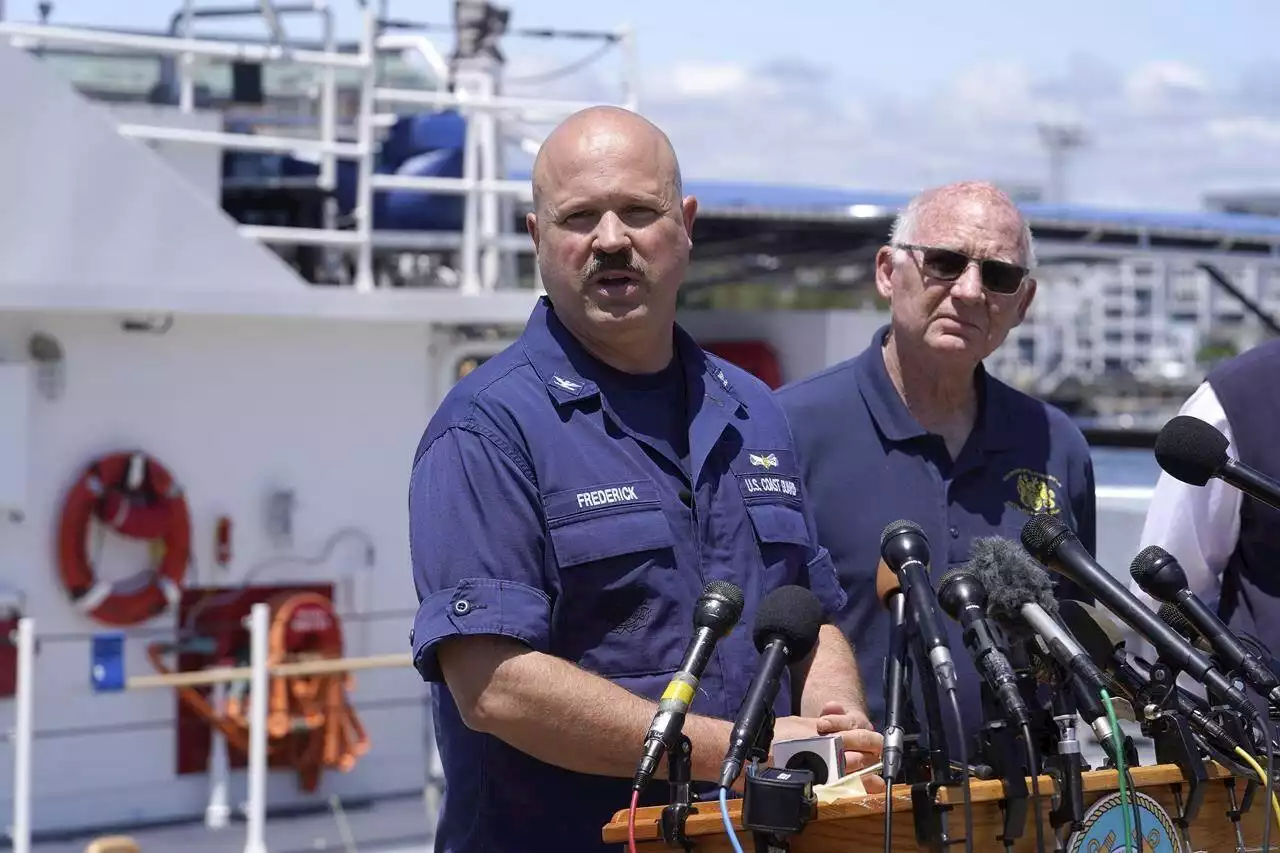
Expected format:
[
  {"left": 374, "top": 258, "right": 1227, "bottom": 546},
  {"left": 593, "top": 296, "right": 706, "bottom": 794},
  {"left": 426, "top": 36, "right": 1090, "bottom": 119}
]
[
  {"left": 681, "top": 195, "right": 698, "bottom": 248},
  {"left": 874, "top": 245, "right": 896, "bottom": 303},
  {"left": 526, "top": 212, "right": 539, "bottom": 249}
]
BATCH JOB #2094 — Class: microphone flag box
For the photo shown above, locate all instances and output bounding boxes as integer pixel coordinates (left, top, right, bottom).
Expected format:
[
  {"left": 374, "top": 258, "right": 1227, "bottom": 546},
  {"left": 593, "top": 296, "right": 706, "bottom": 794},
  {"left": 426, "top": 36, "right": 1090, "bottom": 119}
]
[{"left": 769, "top": 734, "right": 845, "bottom": 785}]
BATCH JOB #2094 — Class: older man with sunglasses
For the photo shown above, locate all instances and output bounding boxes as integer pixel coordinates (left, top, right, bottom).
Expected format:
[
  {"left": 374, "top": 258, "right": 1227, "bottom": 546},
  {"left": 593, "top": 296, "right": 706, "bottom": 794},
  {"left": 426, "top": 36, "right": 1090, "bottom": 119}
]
[{"left": 775, "top": 181, "right": 1097, "bottom": 748}]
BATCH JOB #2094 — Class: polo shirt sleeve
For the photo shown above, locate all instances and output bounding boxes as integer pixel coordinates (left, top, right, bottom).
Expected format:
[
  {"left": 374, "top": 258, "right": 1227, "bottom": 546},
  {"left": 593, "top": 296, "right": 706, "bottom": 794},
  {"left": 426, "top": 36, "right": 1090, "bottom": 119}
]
[{"left": 408, "top": 425, "right": 551, "bottom": 683}]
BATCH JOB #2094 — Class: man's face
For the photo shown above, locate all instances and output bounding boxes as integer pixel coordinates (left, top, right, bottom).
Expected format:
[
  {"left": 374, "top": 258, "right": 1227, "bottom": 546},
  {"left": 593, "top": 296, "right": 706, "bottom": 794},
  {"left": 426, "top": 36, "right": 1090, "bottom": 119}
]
[
  {"left": 876, "top": 194, "right": 1036, "bottom": 364},
  {"left": 526, "top": 126, "right": 697, "bottom": 349}
]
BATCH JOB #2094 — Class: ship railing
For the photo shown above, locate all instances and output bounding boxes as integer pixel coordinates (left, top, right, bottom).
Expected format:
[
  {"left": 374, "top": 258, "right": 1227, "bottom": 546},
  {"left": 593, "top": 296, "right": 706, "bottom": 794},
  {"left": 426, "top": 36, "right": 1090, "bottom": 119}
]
[
  {"left": 0, "top": 3, "right": 636, "bottom": 295},
  {"left": 4, "top": 603, "right": 437, "bottom": 853}
]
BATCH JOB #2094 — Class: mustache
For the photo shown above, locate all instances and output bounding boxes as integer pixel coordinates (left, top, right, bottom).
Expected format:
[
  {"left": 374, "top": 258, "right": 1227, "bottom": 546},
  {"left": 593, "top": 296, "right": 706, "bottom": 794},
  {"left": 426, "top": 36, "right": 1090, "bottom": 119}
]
[{"left": 582, "top": 252, "right": 645, "bottom": 282}]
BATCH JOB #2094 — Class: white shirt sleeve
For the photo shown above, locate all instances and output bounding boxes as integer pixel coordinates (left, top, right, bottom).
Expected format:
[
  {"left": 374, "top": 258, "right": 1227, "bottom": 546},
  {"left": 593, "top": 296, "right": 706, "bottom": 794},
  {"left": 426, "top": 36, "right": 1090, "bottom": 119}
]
[{"left": 1124, "top": 382, "right": 1241, "bottom": 661}]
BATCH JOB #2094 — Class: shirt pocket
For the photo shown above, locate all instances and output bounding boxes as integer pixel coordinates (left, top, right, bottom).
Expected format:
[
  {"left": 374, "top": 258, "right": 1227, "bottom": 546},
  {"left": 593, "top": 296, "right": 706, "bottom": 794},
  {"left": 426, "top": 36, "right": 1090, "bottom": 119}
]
[
  {"left": 743, "top": 497, "right": 813, "bottom": 593},
  {"left": 544, "top": 487, "right": 684, "bottom": 678}
]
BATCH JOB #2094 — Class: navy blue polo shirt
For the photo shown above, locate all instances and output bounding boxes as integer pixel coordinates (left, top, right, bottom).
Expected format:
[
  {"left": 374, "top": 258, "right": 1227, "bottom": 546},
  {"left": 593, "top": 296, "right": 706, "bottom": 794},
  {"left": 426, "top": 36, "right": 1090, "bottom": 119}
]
[
  {"left": 775, "top": 325, "right": 1095, "bottom": 748},
  {"left": 408, "top": 297, "right": 846, "bottom": 853}
]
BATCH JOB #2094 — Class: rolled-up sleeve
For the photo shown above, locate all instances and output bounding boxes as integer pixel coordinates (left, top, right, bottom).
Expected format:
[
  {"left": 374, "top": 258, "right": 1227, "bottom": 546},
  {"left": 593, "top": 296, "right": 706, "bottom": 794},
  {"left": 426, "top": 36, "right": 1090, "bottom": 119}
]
[{"left": 408, "top": 425, "right": 550, "bottom": 682}]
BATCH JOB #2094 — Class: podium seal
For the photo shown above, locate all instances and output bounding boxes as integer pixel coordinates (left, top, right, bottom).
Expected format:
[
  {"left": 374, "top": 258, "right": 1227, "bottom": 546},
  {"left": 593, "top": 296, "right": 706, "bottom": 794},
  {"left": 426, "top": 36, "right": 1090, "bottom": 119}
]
[{"left": 1066, "top": 790, "right": 1179, "bottom": 853}]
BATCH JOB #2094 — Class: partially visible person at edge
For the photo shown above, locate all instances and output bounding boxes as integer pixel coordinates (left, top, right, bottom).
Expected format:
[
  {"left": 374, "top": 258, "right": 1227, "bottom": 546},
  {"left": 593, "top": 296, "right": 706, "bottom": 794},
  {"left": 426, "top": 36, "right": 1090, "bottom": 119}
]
[
  {"left": 775, "top": 181, "right": 1097, "bottom": 747},
  {"left": 407, "top": 105, "right": 883, "bottom": 853},
  {"left": 1130, "top": 337, "right": 1280, "bottom": 669}
]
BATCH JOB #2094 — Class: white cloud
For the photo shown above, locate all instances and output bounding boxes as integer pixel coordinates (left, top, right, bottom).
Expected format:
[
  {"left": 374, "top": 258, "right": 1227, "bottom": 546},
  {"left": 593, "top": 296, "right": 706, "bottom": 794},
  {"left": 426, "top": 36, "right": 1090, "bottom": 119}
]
[
  {"left": 1124, "top": 61, "right": 1211, "bottom": 107},
  {"left": 1209, "top": 117, "right": 1280, "bottom": 144},
  {"left": 503, "top": 53, "right": 1280, "bottom": 210},
  {"left": 657, "top": 61, "right": 751, "bottom": 99}
]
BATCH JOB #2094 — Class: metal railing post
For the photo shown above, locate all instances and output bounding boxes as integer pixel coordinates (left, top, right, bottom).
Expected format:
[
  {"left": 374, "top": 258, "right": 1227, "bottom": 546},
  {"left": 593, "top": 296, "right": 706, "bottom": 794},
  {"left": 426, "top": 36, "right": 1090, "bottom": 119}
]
[
  {"left": 352, "top": 2, "right": 378, "bottom": 292},
  {"left": 242, "top": 603, "right": 271, "bottom": 853},
  {"left": 11, "top": 617, "right": 34, "bottom": 853}
]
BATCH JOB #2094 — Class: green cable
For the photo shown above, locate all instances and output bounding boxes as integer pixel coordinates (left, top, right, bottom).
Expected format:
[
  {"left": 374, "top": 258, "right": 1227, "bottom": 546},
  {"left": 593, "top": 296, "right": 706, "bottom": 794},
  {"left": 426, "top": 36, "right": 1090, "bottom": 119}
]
[{"left": 1100, "top": 688, "right": 1134, "bottom": 852}]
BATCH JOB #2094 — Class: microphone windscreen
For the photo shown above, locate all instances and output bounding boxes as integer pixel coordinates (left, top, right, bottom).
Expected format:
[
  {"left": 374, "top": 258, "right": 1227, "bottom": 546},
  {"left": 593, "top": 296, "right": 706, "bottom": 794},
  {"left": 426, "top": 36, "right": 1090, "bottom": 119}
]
[
  {"left": 880, "top": 518, "right": 924, "bottom": 552},
  {"left": 1019, "top": 512, "right": 1070, "bottom": 561},
  {"left": 1153, "top": 415, "right": 1230, "bottom": 487},
  {"left": 1128, "top": 545, "right": 1170, "bottom": 586},
  {"left": 1157, "top": 601, "right": 1198, "bottom": 641},
  {"left": 968, "top": 536, "right": 1061, "bottom": 622},
  {"left": 703, "top": 579, "right": 746, "bottom": 612},
  {"left": 753, "top": 585, "right": 825, "bottom": 660},
  {"left": 875, "top": 559, "right": 901, "bottom": 607}
]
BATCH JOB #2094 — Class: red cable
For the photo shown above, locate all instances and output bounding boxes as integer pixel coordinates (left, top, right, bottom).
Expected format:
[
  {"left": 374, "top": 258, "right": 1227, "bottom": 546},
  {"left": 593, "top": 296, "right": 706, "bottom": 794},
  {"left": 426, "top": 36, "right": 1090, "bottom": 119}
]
[{"left": 628, "top": 789, "right": 640, "bottom": 853}]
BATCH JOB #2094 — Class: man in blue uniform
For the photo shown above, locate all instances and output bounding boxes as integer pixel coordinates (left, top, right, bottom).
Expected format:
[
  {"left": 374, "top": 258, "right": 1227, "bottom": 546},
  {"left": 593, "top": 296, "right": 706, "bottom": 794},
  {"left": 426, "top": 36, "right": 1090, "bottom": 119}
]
[
  {"left": 408, "top": 106, "right": 882, "bottom": 853},
  {"left": 776, "top": 181, "right": 1096, "bottom": 744}
]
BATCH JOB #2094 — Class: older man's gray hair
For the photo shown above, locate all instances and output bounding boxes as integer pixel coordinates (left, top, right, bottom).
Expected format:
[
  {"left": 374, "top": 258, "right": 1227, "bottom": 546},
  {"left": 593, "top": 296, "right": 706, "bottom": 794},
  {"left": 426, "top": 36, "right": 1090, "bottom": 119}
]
[{"left": 888, "top": 181, "right": 1038, "bottom": 270}]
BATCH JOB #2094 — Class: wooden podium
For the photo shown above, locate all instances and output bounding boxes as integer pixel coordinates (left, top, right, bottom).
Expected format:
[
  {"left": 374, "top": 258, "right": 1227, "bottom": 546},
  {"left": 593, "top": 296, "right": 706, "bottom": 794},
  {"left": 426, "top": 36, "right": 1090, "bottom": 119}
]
[{"left": 604, "top": 762, "right": 1270, "bottom": 851}]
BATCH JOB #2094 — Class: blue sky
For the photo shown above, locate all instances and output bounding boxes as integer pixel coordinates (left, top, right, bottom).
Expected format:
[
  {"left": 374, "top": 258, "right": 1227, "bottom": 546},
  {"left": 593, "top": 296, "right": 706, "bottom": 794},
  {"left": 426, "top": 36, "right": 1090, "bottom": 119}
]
[{"left": 23, "top": 0, "right": 1280, "bottom": 210}]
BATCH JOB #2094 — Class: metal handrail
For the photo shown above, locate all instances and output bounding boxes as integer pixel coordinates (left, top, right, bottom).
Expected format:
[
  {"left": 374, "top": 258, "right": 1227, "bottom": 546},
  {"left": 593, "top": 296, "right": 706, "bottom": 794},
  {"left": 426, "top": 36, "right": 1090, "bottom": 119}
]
[{"left": 0, "top": 7, "right": 636, "bottom": 293}]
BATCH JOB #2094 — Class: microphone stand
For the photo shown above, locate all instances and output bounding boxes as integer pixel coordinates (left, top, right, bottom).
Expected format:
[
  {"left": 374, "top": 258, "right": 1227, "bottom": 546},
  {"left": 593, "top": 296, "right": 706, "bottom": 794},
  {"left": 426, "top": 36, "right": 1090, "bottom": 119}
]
[
  {"left": 1140, "top": 657, "right": 1206, "bottom": 850},
  {"left": 1044, "top": 672, "right": 1085, "bottom": 850},
  {"left": 973, "top": 648, "right": 1030, "bottom": 852},
  {"left": 659, "top": 734, "right": 696, "bottom": 852},
  {"left": 905, "top": 609, "right": 957, "bottom": 853}
]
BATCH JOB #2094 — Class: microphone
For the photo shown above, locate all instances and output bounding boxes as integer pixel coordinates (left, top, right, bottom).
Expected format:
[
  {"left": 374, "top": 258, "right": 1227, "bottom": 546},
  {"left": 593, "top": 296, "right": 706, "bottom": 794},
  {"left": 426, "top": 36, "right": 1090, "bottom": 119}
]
[
  {"left": 1154, "top": 415, "right": 1280, "bottom": 512},
  {"left": 1130, "top": 545, "right": 1280, "bottom": 706},
  {"left": 718, "top": 585, "right": 824, "bottom": 790},
  {"left": 881, "top": 520, "right": 956, "bottom": 693},
  {"left": 1057, "top": 600, "right": 1235, "bottom": 752},
  {"left": 936, "top": 567, "right": 1030, "bottom": 728},
  {"left": 1156, "top": 602, "right": 1214, "bottom": 655},
  {"left": 876, "top": 560, "right": 909, "bottom": 781},
  {"left": 967, "top": 536, "right": 1118, "bottom": 759},
  {"left": 1020, "top": 514, "right": 1257, "bottom": 720},
  {"left": 633, "top": 579, "right": 745, "bottom": 792}
]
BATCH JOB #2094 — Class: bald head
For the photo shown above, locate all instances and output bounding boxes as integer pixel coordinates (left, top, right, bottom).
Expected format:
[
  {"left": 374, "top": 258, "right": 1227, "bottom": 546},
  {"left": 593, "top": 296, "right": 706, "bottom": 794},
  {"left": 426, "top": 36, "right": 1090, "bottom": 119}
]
[
  {"left": 531, "top": 106, "right": 683, "bottom": 213},
  {"left": 891, "top": 181, "right": 1036, "bottom": 268},
  {"left": 523, "top": 105, "right": 698, "bottom": 374}
]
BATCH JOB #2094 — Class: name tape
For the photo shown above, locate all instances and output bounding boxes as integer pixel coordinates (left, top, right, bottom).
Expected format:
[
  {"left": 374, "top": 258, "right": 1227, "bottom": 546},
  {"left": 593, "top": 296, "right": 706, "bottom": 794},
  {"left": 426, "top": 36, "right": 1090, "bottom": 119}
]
[
  {"left": 576, "top": 484, "right": 640, "bottom": 509},
  {"left": 740, "top": 475, "right": 799, "bottom": 499}
]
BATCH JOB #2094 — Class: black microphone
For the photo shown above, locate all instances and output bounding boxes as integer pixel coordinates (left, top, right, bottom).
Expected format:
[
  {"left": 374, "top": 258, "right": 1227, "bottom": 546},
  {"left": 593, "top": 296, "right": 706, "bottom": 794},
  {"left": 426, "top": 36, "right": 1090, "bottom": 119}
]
[
  {"left": 1057, "top": 599, "right": 1236, "bottom": 752},
  {"left": 1020, "top": 514, "right": 1257, "bottom": 720},
  {"left": 1130, "top": 545, "right": 1280, "bottom": 706},
  {"left": 876, "top": 559, "right": 910, "bottom": 782},
  {"left": 633, "top": 579, "right": 745, "bottom": 792},
  {"left": 936, "top": 567, "right": 1030, "bottom": 728},
  {"left": 1156, "top": 602, "right": 1214, "bottom": 655},
  {"left": 881, "top": 520, "right": 957, "bottom": 693},
  {"left": 1155, "top": 414, "right": 1280, "bottom": 512},
  {"left": 967, "top": 536, "right": 1119, "bottom": 759},
  {"left": 718, "top": 585, "right": 824, "bottom": 790}
]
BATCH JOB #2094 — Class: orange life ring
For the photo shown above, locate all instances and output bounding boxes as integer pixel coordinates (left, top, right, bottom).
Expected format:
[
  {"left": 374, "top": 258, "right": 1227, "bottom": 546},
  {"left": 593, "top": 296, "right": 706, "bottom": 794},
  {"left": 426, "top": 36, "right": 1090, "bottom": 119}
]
[{"left": 57, "top": 451, "right": 191, "bottom": 626}]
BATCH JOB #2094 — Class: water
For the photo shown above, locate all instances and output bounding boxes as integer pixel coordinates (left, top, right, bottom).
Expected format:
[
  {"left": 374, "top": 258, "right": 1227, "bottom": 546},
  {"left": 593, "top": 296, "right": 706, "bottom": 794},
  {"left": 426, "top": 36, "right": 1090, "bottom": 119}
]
[{"left": 1091, "top": 446, "right": 1162, "bottom": 489}]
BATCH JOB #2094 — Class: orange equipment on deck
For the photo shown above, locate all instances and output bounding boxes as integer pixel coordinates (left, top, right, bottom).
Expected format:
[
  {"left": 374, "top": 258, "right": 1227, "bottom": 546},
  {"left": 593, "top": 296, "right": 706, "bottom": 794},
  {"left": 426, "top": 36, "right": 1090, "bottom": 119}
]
[{"left": 148, "top": 589, "right": 369, "bottom": 792}]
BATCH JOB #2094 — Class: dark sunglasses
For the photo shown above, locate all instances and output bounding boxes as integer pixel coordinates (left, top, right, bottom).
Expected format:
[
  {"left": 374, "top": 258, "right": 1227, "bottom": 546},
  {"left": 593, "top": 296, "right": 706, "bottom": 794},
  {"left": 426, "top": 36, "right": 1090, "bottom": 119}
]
[{"left": 894, "top": 243, "right": 1028, "bottom": 295}]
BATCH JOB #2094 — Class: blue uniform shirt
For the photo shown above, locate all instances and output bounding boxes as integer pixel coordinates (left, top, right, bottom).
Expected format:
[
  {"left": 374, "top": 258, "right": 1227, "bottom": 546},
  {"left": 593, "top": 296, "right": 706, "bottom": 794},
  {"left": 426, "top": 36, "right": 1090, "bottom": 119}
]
[
  {"left": 775, "top": 325, "right": 1096, "bottom": 747},
  {"left": 409, "top": 297, "right": 846, "bottom": 853}
]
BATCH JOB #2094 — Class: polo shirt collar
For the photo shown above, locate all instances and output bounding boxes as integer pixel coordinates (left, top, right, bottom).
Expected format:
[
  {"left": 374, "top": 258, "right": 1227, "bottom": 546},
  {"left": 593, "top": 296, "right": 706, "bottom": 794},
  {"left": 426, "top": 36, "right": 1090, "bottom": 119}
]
[
  {"left": 519, "top": 296, "right": 747, "bottom": 410},
  {"left": 855, "top": 324, "right": 1014, "bottom": 452}
]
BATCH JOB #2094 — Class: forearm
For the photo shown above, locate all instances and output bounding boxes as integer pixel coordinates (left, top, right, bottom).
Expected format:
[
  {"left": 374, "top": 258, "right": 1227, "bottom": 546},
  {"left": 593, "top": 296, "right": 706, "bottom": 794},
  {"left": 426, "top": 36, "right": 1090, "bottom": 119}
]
[
  {"left": 792, "top": 624, "right": 867, "bottom": 718},
  {"left": 445, "top": 639, "right": 733, "bottom": 783}
]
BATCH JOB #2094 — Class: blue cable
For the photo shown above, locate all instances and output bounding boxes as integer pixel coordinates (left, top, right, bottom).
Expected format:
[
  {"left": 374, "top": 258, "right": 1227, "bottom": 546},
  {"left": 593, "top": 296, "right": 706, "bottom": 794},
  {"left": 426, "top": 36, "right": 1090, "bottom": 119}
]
[{"left": 719, "top": 786, "right": 746, "bottom": 853}]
